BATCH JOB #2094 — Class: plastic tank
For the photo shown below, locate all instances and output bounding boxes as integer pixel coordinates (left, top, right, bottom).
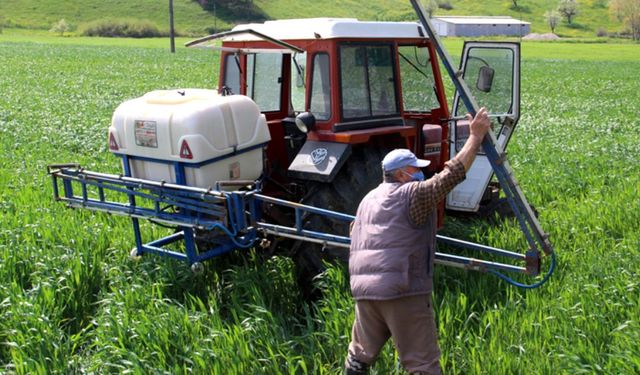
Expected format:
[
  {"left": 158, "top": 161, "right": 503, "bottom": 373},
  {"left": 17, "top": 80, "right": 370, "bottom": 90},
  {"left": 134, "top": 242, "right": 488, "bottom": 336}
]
[{"left": 108, "top": 89, "right": 271, "bottom": 188}]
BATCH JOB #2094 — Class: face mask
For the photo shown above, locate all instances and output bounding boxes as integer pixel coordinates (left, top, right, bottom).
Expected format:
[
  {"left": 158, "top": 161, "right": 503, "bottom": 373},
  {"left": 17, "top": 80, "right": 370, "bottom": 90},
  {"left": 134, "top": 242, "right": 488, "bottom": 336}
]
[{"left": 402, "top": 170, "right": 425, "bottom": 182}]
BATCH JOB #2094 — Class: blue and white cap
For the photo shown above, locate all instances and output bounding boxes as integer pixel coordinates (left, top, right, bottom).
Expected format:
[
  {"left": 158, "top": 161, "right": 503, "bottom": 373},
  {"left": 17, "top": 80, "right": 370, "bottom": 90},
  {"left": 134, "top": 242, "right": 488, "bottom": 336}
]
[{"left": 382, "top": 148, "right": 430, "bottom": 172}]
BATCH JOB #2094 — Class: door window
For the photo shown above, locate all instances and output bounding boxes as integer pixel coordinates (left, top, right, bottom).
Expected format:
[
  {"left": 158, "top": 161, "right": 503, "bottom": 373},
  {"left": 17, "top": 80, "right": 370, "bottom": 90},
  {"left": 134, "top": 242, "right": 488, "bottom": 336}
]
[
  {"left": 309, "top": 53, "right": 331, "bottom": 120},
  {"left": 290, "top": 52, "right": 307, "bottom": 113},
  {"left": 247, "top": 53, "right": 283, "bottom": 112},
  {"left": 398, "top": 46, "right": 440, "bottom": 112},
  {"left": 223, "top": 54, "right": 241, "bottom": 95},
  {"left": 452, "top": 43, "right": 519, "bottom": 152}
]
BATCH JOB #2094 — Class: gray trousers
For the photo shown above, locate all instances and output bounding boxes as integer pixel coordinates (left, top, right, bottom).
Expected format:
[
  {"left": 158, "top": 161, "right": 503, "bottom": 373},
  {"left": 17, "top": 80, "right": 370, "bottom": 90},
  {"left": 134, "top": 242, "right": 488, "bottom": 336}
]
[{"left": 346, "top": 293, "right": 441, "bottom": 375}]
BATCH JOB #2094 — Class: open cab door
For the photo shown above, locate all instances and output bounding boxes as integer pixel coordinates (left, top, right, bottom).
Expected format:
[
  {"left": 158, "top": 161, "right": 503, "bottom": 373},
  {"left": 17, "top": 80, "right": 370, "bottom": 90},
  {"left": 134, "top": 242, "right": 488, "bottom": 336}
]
[{"left": 447, "top": 42, "right": 520, "bottom": 212}]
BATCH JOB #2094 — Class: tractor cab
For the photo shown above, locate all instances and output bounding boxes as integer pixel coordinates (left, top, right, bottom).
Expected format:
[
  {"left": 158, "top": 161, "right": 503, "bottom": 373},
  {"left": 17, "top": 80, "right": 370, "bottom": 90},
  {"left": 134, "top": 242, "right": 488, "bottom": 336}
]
[
  {"left": 187, "top": 18, "right": 521, "bottom": 216},
  {"left": 187, "top": 19, "right": 448, "bottom": 185}
]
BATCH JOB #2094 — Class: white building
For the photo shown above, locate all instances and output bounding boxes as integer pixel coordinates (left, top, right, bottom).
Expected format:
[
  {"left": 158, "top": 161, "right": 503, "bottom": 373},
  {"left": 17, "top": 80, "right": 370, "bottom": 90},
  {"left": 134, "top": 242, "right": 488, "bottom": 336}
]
[{"left": 431, "top": 16, "right": 530, "bottom": 37}]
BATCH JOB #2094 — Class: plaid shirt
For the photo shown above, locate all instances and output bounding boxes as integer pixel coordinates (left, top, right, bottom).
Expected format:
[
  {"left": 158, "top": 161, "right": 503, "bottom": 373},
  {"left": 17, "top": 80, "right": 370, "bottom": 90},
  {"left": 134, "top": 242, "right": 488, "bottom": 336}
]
[{"left": 408, "top": 158, "right": 466, "bottom": 226}]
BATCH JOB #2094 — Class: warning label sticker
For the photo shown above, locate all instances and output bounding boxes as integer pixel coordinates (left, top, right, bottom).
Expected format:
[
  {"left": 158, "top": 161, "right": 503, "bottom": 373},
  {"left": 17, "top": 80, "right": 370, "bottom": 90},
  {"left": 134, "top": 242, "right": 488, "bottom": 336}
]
[{"left": 134, "top": 120, "right": 158, "bottom": 148}]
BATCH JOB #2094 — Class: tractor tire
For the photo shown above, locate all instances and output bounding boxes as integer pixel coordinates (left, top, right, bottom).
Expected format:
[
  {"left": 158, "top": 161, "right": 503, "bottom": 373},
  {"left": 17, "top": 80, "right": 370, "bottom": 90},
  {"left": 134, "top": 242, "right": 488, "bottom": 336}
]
[{"left": 292, "top": 145, "right": 389, "bottom": 296}]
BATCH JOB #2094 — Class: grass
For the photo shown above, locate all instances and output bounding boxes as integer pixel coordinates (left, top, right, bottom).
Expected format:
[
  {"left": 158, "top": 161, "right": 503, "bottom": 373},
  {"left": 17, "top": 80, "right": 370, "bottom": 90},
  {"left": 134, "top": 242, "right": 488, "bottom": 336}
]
[
  {"left": 0, "top": 34, "right": 639, "bottom": 373},
  {"left": 0, "top": 0, "right": 232, "bottom": 35},
  {"left": 0, "top": 0, "right": 631, "bottom": 38}
]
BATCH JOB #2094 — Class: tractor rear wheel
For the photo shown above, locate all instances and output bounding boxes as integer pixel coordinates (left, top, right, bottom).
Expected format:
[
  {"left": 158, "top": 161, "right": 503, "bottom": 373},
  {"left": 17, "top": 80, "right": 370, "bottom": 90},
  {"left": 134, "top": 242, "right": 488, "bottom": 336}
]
[{"left": 291, "top": 145, "right": 390, "bottom": 296}]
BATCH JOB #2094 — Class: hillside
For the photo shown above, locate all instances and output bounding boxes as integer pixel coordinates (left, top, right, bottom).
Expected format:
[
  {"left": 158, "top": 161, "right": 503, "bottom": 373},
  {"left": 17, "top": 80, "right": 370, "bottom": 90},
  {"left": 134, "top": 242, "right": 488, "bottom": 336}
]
[{"left": 0, "top": 0, "right": 626, "bottom": 38}]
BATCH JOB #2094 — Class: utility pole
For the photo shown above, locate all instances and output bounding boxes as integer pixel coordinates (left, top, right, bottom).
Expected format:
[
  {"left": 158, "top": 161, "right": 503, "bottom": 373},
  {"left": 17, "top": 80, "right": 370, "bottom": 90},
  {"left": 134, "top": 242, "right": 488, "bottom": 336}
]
[{"left": 169, "top": 0, "right": 176, "bottom": 53}]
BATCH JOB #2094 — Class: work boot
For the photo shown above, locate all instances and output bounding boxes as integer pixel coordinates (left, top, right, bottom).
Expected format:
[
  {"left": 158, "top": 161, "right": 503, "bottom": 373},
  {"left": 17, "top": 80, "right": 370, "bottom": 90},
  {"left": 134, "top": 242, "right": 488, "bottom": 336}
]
[{"left": 344, "top": 354, "right": 369, "bottom": 375}]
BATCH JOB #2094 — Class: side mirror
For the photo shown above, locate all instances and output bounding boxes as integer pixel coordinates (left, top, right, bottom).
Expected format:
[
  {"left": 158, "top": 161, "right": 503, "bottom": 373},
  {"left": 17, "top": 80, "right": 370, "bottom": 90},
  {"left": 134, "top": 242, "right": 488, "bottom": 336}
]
[
  {"left": 476, "top": 66, "right": 495, "bottom": 93},
  {"left": 295, "top": 112, "right": 316, "bottom": 133}
]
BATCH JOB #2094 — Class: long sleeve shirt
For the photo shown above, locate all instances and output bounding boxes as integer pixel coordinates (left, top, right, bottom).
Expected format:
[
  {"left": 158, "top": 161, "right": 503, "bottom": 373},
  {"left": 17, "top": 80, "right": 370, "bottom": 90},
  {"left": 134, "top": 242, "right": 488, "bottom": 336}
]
[{"left": 407, "top": 158, "right": 466, "bottom": 226}]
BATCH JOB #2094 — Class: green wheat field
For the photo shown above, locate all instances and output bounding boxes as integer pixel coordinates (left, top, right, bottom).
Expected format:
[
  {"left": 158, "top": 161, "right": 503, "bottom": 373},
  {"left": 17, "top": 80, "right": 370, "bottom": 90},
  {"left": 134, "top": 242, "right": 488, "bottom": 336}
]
[{"left": 0, "top": 32, "right": 638, "bottom": 373}]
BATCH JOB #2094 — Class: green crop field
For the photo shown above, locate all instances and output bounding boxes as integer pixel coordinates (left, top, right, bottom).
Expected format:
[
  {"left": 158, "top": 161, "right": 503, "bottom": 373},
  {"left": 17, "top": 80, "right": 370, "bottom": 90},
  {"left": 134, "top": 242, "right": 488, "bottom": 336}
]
[{"left": 0, "top": 32, "right": 639, "bottom": 374}]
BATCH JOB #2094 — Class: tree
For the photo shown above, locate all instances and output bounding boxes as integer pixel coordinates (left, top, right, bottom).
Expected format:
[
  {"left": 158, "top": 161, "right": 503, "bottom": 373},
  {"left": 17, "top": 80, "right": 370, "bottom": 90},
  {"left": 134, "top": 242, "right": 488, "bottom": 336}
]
[
  {"left": 425, "top": 0, "right": 438, "bottom": 17},
  {"left": 49, "top": 19, "right": 69, "bottom": 36},
  {"left": 558, "top": 0, "right": 579, "bottom": 24},
  {"left": 610, "top": 0, "right": 640, "bottom": 40},
  {"left": 544, "top": 10, "right": 561, "bottom": 33}
]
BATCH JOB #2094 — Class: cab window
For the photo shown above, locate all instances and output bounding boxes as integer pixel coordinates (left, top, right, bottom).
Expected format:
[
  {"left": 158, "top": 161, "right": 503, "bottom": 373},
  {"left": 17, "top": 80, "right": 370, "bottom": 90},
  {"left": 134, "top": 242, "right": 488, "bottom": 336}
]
[{"left": 309, "top": 53, "right": 331, "bottom": 121}]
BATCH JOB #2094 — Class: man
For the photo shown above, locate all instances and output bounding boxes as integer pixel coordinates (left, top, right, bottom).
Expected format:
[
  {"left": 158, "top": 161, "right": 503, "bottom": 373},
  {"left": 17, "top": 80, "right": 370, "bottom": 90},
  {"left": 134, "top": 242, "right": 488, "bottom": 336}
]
[{"left": 344, "top": 107, "right": 492, "bottom": 375}]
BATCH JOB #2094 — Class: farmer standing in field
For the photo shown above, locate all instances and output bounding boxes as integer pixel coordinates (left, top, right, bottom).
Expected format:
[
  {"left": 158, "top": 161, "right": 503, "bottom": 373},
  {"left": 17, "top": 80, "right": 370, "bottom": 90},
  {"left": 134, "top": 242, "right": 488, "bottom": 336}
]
[{"left": 344, "top": 107, "right": 492, "bottom": 375}]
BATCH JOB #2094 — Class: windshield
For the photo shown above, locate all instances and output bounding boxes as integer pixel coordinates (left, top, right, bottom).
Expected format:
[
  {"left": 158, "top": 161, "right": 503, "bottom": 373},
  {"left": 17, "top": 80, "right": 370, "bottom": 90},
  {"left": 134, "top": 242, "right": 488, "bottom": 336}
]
[{"left": 339, "top": 43, "right": 399, "bottom": 120}]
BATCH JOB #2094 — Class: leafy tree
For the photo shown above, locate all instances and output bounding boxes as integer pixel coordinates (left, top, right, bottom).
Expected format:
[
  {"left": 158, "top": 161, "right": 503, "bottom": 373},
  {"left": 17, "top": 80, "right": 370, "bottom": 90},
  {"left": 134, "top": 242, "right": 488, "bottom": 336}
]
[
  {"left": 558, "top": 0, "right": 579, "bottom": 24},
  {"left": 544, "top": 10, "right": 561, "bottom": 33},
  {"left": 49, "top": 19, "right": 69, "bottom": 36},
  {"left": 610, "top": 0, "right": 640, "bottom": 40},
  {"left": 425, "top": 0, "right": 439, "bottom": 17}
]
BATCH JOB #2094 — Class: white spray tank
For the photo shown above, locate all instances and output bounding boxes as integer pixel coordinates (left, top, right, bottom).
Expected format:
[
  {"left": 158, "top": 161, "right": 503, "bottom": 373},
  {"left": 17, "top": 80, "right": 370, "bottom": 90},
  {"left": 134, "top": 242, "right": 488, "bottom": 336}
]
[{"left": 108, "top": 89, "right": 271, "bottom": 188}]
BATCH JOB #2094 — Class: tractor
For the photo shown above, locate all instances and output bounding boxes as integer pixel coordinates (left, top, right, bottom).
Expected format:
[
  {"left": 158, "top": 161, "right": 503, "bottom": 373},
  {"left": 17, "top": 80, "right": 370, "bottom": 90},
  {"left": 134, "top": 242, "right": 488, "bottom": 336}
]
[
  {"left": 48, "top": 2, "right": 555, "bottom": 289},
  {"left": 183, "top": 18, "right": 521, "bottom": 271}
]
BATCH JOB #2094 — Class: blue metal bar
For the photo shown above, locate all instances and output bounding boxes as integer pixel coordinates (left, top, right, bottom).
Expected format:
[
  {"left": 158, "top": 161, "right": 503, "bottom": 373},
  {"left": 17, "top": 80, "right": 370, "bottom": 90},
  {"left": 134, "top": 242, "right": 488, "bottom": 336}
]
[
  {"left": 85, "top": 179, "right": 226, "bottom": 217},
  {"left": 183, "top": 227, "right": 198, "bottom": 263},
  {"left": 257, "top": 222, "right": 351, "bottom": 245},
  {"left": 140, "top": 244, "right": 188, "bottom": 261},
  {"left": 255, "top": 194, "right": 356, "bottom": 223},
  {"left": 295, "top": 208, "right": 303, "bottom": 234},
  {"left": 122, "top": 155, "right": 145, "bottom": 253},
  {"left": 435, "top": 252, "right": 526, "bottom": 273},
  {"left": 81, "top": 175, "right": 88, "bottom": 203},
  {"left": 59, "top": 168, "right": 226, "bottom": 202},
  {"left": 147, "top": 231, "right": 184, "bottom": 247},
  {"left": 52, "top": 174, "right": 60, "bottom": 200},
  {"left": 436, "top": 235, "right": 526, "bottom": 260},
  {"left": 194, "top": 231, "right": 258, "bottom": 262},
  {"left": 63, "top": 178, "right": 73, "bottom": 199},
  {"left": 60, "top": 198, "right": 225, "bottom": 229},
  {"left": 59, "top": 173, "right": 227, "bottom": 218},
  {"left": 195, "top": 242, "right": 239, "bottom": 261}
]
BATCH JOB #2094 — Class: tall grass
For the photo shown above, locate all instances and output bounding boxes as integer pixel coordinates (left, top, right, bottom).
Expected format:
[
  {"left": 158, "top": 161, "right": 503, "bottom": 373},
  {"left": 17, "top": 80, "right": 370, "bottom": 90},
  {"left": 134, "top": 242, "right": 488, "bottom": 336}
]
[{"left": 0, "top": 35, "right": 638, "bottom": 373}]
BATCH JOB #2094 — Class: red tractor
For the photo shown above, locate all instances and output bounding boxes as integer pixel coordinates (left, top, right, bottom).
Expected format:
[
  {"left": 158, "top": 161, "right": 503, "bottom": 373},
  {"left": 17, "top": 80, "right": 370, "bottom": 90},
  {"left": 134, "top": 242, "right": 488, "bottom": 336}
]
[
  {"left": 50, "top": 9, "right": 553, "bottom": 289},
  {"left": 186, "top": 18, "right": 523, "bottom": 271}
]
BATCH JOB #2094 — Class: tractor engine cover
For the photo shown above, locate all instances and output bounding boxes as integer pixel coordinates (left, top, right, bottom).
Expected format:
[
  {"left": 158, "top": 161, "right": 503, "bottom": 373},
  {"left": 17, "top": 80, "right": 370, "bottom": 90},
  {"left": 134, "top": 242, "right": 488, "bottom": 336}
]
[{"left": 108, "top": 89, "right": 270, "bottom": 188}]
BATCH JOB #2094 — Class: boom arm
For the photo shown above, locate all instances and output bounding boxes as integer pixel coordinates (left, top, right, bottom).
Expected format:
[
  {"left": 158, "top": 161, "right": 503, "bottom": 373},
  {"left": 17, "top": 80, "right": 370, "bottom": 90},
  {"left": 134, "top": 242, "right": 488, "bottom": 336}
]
[{"left": 409, "top": 0, "right": 555, "bottom": 283}]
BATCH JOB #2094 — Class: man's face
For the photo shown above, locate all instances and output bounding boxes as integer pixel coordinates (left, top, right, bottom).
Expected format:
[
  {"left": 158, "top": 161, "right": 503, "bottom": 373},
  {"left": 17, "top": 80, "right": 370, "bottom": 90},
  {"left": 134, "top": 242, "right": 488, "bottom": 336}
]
[{"left": 396, "top": 166, "right": 420, "bottom": 183}]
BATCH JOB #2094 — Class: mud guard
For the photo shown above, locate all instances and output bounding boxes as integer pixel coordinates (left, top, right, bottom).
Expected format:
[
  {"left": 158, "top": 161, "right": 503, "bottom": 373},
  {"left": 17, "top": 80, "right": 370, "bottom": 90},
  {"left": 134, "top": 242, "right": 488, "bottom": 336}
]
[{"left": 287, "top": 140, "right": 352, "bottom": 183}]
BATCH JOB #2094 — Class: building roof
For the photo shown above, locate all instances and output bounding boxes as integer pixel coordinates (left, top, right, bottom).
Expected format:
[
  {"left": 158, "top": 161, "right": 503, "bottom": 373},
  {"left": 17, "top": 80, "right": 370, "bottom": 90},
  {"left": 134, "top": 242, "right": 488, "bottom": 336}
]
[
  {"left": 229, "top": 18, "right": 428, "bottom": 41},
  {"left": 433, "top": 16, "right": 530, "bottom": 25}
]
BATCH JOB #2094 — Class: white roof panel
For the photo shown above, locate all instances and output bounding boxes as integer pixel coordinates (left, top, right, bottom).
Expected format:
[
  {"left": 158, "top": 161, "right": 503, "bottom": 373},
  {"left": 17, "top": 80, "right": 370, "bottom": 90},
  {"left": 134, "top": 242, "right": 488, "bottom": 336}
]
[
  {"left": 434, "top": 16, "right": 530, "bottom": 25},
  {"left": 229, "top": 18, "right": 427, "bottom": 41}
]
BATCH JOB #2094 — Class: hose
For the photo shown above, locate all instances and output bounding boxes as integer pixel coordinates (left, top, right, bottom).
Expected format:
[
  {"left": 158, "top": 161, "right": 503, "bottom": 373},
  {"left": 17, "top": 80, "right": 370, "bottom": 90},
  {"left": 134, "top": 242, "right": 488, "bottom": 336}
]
[{"left": 489, "top": 251, "right": 557, "bottom": 289}]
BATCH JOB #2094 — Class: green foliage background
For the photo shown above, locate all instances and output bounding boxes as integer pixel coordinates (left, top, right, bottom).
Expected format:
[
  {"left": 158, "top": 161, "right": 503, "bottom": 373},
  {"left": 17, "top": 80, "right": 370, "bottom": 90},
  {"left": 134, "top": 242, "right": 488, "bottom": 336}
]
[{"left": 0, "top": 0, "right": 629, "bottom": 37}]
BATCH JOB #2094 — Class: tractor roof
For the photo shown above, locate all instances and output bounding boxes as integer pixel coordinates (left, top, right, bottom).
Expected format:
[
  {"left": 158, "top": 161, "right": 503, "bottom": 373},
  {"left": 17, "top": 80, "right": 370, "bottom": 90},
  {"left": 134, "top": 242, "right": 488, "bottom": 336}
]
[{"left": 229, "top": 18, "right": 428, "bottom": 41}]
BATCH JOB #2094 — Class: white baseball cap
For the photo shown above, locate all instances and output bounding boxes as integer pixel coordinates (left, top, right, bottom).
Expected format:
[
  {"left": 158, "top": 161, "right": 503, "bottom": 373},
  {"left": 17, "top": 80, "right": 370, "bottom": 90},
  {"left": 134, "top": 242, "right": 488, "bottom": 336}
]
[{"left": 382, "top": 149, "right": 430, "bottom": 172}]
